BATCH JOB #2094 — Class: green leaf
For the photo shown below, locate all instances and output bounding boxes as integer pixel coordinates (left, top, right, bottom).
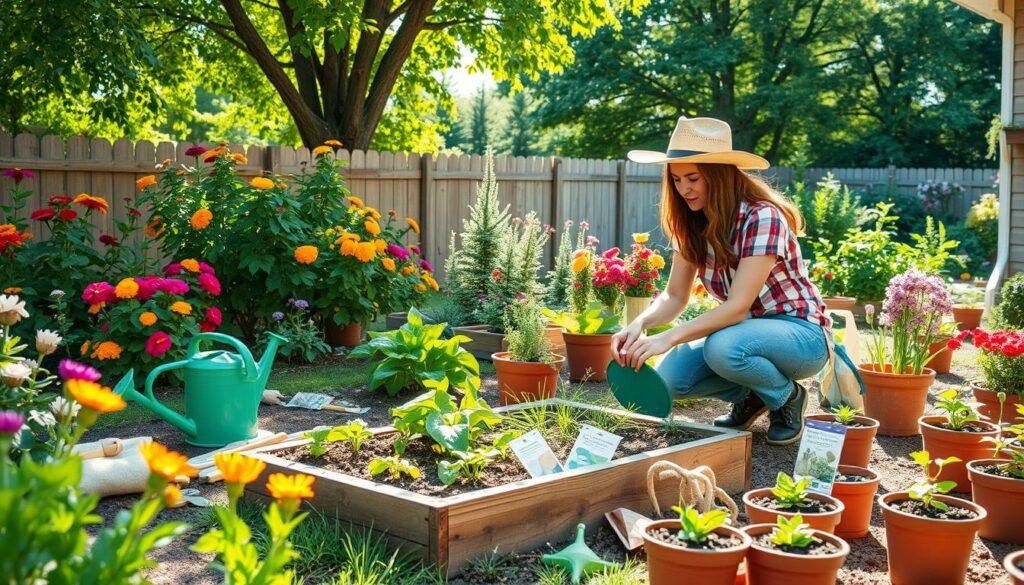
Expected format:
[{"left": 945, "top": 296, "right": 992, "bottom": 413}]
[
  {"left": 437, "top": 460, "right": 459, "bottom": 485},
  {"left": 425, "top": 412, "right": 470, "bottom": 452}
]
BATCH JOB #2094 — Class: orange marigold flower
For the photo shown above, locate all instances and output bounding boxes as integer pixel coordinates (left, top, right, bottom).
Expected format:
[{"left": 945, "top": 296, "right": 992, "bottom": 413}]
[
  {"left": 139, "top": 311, "right": 158, "bottom": 327},
  {"left": 136, "top": 175, "right": 157, "bottom": 191},
  {"left": 203, "top": 147, "right": 227, "bottom": 162},
  {"left": 365, "top": 207, "right": 381, "bottom": 220},
  {"left": 170, "top": 301, "right": 192, "bottom": 315},
  {"left": 354, "top": 242, "right": 376, "bottom": 263},
  {"left": 3, "top": 287, "right": 22, "bottom": 294},
  {"left": 401, "top": 265, "right": 414, "bottom": 276},
  {"left": 180, "top": 258, "right": 200, "bottom": 273},
  {"left": 365, "top": 219, "right": 381, "bottom": 236},
  {"left": 426, "top": 276, "right": 439, "bottom": 292},
  {"left": 92, "top": 341, "right": 122, "bottom": 361},
  {"left": 382, "top": 258, "right": 396, "bottom": 272},
  {"left": 340, "top": 239, "right": 358, "bottom": 256},
  {"left": 312, "top": 145, "right": 332, "bottom": 156},
  {"left": 88, "top": 302, "right": 105, "bottom": 315},
  {"left": 960, "top": 272, "right": 971, "bottom": 281},
  {"left": 164, "top": 484, "right": 183, "bottom": 508},
  {"left": 80, "top": 340, "right": 91, "bottom": 356},
  {"left": 66, "top": 379, "right": 126, "bottom": 413},
  {"left": 348, "top": 196, "right": 364, "bottom": 207},
  {"left": 146, "top": 216, "right": 164, "bottom": 238},
  {"left": 140, "top": 441, "right": 197, "bottom": 481},
  {"left": 324, "top": 139, "right": 343, "bottom": 147},
  {"left": 115, "top": 278, "right": 139, "bottom": 299},
  {"left": 229, "top": 152, "right": 248, "bottom": 165},
  {"left": 373, "top": 239, "right": 387, "bottom": 254},
  {"left": 191, "top": 208, "right": 212, "bottom": 230},
  {"left": 215, "top": 452, "right": 267, "bottom": 485},
  {"left": 405, "top": 217, "right": 420, "bottom": 235},
  {"left": 294, "top": 245, "right": 318, "bottom": 264},
  {"left": 73, "top": 194, "right": 109, "bottom": 214},
  {"left": 416, "top": 283, "right": 427, "bottom": 293},
  {"left": 250, "top": 177, "right": 275, "bottom": 190},
  {"left": 266, "top": 472, "right": 315, "bottom": 500}
]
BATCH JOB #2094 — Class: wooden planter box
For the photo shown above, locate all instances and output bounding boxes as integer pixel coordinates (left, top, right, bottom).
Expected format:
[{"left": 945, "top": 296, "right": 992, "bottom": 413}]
[
  {"left": 451, "top": 325, "right": 566, "bottom": 361},
  {"left": 245, "top": 399, "right": 751, "bottom": 577}
]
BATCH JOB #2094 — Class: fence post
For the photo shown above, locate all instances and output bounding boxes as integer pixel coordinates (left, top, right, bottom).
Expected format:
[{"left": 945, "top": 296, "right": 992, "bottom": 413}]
[
  {"left": 887, "top": 165, "right": 897, "bottom": 195},
  {"left": 265, "top": 146, "right": 282, "bottom": 175},
  {"left": 420, "top": 153, "right": 433, "bottom": 266},
  {"left": 615, "top": 160, "right": 627, "bottom": 249},
  {"left": 549, "top": 157, "right": 563, "bottom": 266}
]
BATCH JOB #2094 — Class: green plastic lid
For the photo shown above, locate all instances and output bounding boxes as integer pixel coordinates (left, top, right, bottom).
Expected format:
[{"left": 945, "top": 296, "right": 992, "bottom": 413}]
[{"left": 605, "top": 361, "right": 673, "bottom": 418}]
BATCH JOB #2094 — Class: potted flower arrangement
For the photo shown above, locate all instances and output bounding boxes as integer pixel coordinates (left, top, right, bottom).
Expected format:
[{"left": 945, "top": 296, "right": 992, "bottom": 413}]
[
  {"left": 641, "top": 505, "right": 750, "bottom": 585},
  {"left": 879, "top": 451, "right": 986, "bottom": 585},
  {"left": 621, "top": 232, "right": 665, "bottom": 325},
  {"left": 491, "top": 297, "right": 565, "bottom": 405},
  {"left": 967, "top": 392, "right": 1024, "bottom": 544},
  {"left": 968, "top": 328, "right": 1024, "bottom": 423},
  {"left": 860, "top": 269, "right": 951, "bottom": 436},
  {"left": 812, "top": 262, "right": 856, "bottom": 311},
  {"left": 951, "top": 286, "right": 985, "bottom": 331},
  {"left": 741, "top": 515, "right": 850, "bottom": 585},
  {"left": 591, "top": 246, "right": 626, "bottom": 316},
  {"left": 831, "top": 465, "right": 880, "bottom": 539},
  {"left": 543, "top": 303, "right": 620, "bottom": 382},
  {"left": 741, "top": 472, "right": 844, "bottom": 534},
  {"left": 805, "top": 405, "right": 879, "bottom": 468},
  {"left": 918, "top": 388, "right": 998, "bottom": 490}
]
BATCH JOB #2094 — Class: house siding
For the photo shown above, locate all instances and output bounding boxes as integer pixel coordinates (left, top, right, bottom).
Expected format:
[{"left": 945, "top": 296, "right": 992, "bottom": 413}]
[{"left": 1012, "top": 3, "right": 1024, "bottom": 275}]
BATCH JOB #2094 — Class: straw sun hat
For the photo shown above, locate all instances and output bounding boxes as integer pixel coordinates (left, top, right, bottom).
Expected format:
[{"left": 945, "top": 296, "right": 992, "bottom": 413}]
[{"left": 627, "top": 116, "right": 770, "bottom": 170}]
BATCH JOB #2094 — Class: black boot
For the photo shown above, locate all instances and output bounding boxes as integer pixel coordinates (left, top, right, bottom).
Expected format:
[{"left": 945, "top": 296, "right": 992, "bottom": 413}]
[
  {"left": 713, "top": 391, "right": 767, "bottom": 430},
  {"left": 766, "top": 382, "right": 807, "bottom": 446}
]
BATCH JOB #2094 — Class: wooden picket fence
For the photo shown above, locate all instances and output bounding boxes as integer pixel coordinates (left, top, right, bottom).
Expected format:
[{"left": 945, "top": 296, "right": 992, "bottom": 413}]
[{"left": 0, "top": 133, "right": 998, "bottom": 282}]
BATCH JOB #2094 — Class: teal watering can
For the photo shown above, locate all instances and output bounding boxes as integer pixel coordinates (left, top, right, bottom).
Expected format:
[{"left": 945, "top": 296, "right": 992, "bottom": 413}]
[{"left": 114, "top": 332, "right": 287, "bottom": 447}]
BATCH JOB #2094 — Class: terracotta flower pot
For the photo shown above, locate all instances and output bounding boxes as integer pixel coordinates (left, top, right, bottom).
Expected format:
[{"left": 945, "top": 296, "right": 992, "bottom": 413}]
[
  {"left": 832, "top": 465, "right": 880, "bottom": 539},
  {"left": 971, "top": 381, "right": 1024, "bottom": 423},
  {"left": 491, "top": 352, "right": 564, "bottom": 406},
  {"left": 925, "top": 338, "right": 953, "bottom": 375},
  {"left": 952, "top": 305, "right": 984, "bottom": 331},
  {"left": 968, "top": 459, "right": 1024, "bottom": 545},
  {"left": 822, "top": 296, "right": 857, "bottom": 311},
  {"left": 742, "top": 489, "right": 844, "bottom": 534},
  {"left": 642, "top": 520, "right": 751, "bottom": 585},
  {"left": 804, "top": 414, "right": 879, "bottom": 468},
  {"left": 858, "top": 363, "right": 935, "bottom": 436},
  {"left": 879, "top": 492, "right": 986, "bottom": 585},
  {"left": 325, "top": 322, "right": 362, "bottom": 347},
  {"left": 918, "top": 416, "right": 999, "bottom": 490},
  {"left": 741, "top": 523, "right": 850, "bottom": 585},
  {"left": 1006, "top": 550, "right": 1024, "bottom": 585},
  {"left": 562, "top": 332, "right": 613, "bottom": 382}
]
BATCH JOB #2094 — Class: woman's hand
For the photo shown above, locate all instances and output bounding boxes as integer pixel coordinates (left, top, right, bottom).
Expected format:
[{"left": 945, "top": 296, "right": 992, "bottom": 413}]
[
  {"left": 610, "top": 319, "right": 645, "bottom": 366},
  {"left": 618, "top": 330, "right": 677, "bottom": 371}
]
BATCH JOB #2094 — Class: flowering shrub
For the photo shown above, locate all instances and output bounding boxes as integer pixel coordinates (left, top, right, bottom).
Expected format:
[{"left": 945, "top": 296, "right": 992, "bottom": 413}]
[
  {"left": 968, "top": 328, "right": 1024, "bottom": 397},
  {"left": 568, "top": 221, "right": 597, "bottom": 313},
  {"left": 77, "top": 260, "right": 222, "bottom": 382},
  {"left": 261, "top": 298, "right": 331, "bottom": 364},
  {"left": 965, "top": 193, "right": 998, "bottom": 259},
  {"left": 623, "top": 232, "right": 665, "bottom": 298},
  {"left": 592, "top": 247, "right": 626, "bottom": 313},
  {"left": 864, "top": 269, "right": 953, "bottom": 375},
  {"left": 917, "top": 179, "right": 965, "bottom": 218}
]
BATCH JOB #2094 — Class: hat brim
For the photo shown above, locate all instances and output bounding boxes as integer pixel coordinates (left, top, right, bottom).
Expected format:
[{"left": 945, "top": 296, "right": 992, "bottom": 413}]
[{"left": 627, "top": 149, "right": 770, "bottom": 170}]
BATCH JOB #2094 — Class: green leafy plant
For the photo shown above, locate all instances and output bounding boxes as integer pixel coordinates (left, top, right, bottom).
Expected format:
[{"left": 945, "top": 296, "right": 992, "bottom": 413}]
[
  {"left": 768, "top": 515, "right": 819, "bottom": 550},
  {"left": 789, "top": 174, "right": 868, "bottom": 263},
  {"left": 367, "top": 455, "right": 421, "bottom": 480},
  {"left": 261, "top": 298, "right": 331, "bottom": 364},
  {"left": 983, "top": 392, "right": 1024, "bottom": 478},
  {"left": 505, "top": 297, "right": 554, "bottom": 363},
  {"left": 993, "top": 272, "right": 1024, "bottom": 328},
  {"left": 544, "top": 220, "right": 577, "bottom": 310},
  {"left": 951, "top": 285, "right": 984, "bottom": 309},
  {"left": 770, "top": 472, "right": 813, "bottom": 509},
  {"left": 476, "top": 211, "right": 550, "bottom": 332},
  {"left": 830, "top": 404, "right": 862, "bottom": 426},
  {"left": 908, "top": 450, "right": 959, "bottom": 511},
  {"left": 437, "top": 446, "right": 502, "bottom": 485},
  {"left": 895, "top": 217, "right": 962, "bottom": 277},
  {"left": 965, "top": 193, "right": 998, "bottom": 260},
  {"left": 349, "top": 307, "right": 481, "bottom": 396},
  {"left": 327, "top": 419, "right": 374, "bottom": 455},
  {"left": 933, "top": 388, "right": 979, "bottom": 431},
  {"left": 671, "top": 504, "right": 731, "bottom": 544},
  {"left": 811, "top": 203, "right": 905, "bottom": 300},
  {"left": 543, "top": 303, "right": 621, "bottom": 335},
  {"left": 305, "top": 427, "right": 331, "bottom": 457}
]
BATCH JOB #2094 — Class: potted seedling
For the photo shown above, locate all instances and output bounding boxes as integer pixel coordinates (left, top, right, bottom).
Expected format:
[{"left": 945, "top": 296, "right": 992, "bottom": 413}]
[
  {"left": 742, "top": 472, "right": 844, "bottom": 534},
  {"left": 543, "top": 303, "right": 620, "bottom": 382},
  {"left": 879, "top": 451, "right": 986, "bottom": 585},
  {"left": 831, "top": 465, "right": 880, "bottom": 539},
  {"left": 492, "top": 298, "right": 565, "bottom": 405},
  {"left": 967, "top": 392, "right": 1024, "bottom": 544},
  {"left": 806, "top": 404, "right": 879, "bottom": 468},
  {"left": 951, "top": 286, "right": 984, "bottom": 331},
  {"left": 741, "top": 515, "right": 850, "bottom": 585},
  {"left": 918, "top": 388, "right": 998, "bottom": 490},
  {"left": 1007, "top": 550, "right": 1024, "bottom": 585},
  {"left": 968, "top": 328, "right": 1024, "bottom": 423},
  {"left": 641, "top": 505, "right": 750, "bottom": 585}
]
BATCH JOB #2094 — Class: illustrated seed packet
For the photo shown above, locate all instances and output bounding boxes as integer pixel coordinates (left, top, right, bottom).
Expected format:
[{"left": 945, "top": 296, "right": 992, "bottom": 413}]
[
  {"left": 509, "top": 430, "right": 564, "bottom": 478},
  {"left": 793, "top": 419, "right": 847, "bottom": 495},
  {"left": 284, "top": 392, "right": 334, "bottom": 410},
  {"left": 565, "top": 424, "right": 622, "bottom": 470}
]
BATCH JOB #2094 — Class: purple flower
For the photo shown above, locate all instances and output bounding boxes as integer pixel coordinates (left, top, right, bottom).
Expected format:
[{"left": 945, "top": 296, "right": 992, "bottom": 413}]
[
  {"left": 515, "top": 292, "right": 526, "bottom": 300},
  {"left": 59, "top": 359, "right": 101, "bottom": 382},
  {"left": 409, "top": 245, "right": 421, "bottom": 256},
  {"left": 272, "top": 311, "right": 285, "bottom": 321},
  {"left": 293, "top": 299, "right": 309, "bottom": 309},
  {"left": 387, "top": 243, "right": 410, "bottom": 261},
  {"left": 185, "top": 145, "right": 208, "bottom": 157},
  {"left": 0, "top": 411, "right": 23, "bottom": 435},
  {"left": 1, "top": 168, "right": 33, "bottom": 184},
  {"left": 419, "top": 259, "right": 433, "bottom": 273}
]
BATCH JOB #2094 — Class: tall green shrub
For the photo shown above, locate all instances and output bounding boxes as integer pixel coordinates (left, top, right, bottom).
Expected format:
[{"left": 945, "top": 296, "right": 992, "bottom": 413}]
[
  {"left": 544, "top": 221, "right": 575, "bottom": 310},
  {"left": 993, "top": 272, "right": 1024, "bottom": 328},
  {"left": 790, "top": 173, "right": 867, "bottom": 261}
]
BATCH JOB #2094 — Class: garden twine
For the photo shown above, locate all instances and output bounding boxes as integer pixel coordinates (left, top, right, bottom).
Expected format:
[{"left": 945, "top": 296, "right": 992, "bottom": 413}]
[{"left": 645, "top": 461, "right": 739, "bottom": 522}]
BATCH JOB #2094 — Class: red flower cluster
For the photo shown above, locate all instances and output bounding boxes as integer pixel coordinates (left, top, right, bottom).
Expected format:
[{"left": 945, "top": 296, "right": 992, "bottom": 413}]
[
  {"left": 968, "top": 328, "right": 1024, "bottom": 358},
  {"left": 30, "top": 194, "right": 81, "bottom": 223}
]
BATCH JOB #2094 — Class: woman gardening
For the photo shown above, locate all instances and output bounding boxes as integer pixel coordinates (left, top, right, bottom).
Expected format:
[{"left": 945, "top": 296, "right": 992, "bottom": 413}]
[{"left": 611, "top": 117, "right": 861, "bottom": 445}]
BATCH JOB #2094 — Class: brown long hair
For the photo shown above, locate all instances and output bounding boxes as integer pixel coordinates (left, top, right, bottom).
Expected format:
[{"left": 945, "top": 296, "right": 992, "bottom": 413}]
[{"left": 660, "top": 163, "right": 804, "bottom": 269}]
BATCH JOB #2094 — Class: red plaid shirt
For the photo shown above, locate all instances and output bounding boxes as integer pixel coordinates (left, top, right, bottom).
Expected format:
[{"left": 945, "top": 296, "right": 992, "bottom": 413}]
[{"left": 697, "top": 201, "right": 830, "bottom": 328}]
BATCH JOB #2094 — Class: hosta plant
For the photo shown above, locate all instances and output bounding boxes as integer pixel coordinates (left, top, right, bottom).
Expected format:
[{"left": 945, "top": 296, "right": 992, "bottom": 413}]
[{"left": 543, "top": 303, "right": 621, "bottom": 335}]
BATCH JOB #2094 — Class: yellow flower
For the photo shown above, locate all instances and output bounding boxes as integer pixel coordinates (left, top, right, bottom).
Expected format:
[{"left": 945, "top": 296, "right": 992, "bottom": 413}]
[
  {"left": 416, "top": 283, "right": 427, "bottom": 293},
  {"left": 650, "top": 254, "right": 666, "bottom": 270},
  {"left": 364, "top": 219, "right": 381, "bottom": 236},
  {"left": 214, "top": 452, "right": 267, "bottom": 485},
  {"left": 382, "top": 258, "right": 396, "bottom": 271},
  {"left": 632, "top": 232, "right": 650, "bottom": 244},
  {"left": 139, "top": 311, "right": 158, "bottom": 327},
  {"left": 401, "top": 265, "right": 414, "bottom": 276},
  {"left": 250, "top": 177, "right": 275, "bottom": 190},
  {"left": 66, "top": 379, "right": 126, "bottom": 413},
  {"left": 425, "top": 275, "right": 439, "bottom": 292},
  {"left": 140, "top": 441, "right": 197, "bottom": 481},
  {"left": 73, "top": 193, "right": 110, "bottom": 214},
  {"left": 164, "top": 484, "right": 183, "bottom": 507},
  {"left": 571, "top": 254, "right": 591, "bottom": 273},
  {"left": 960, "top": 272, "right": 971, "bottom": 281},
  {"left": 114, "top": 278, "right": 139, "bottom": 299},
  {"left": 230, "top": 152, "right": 248, "bottom": 165},
  {"left": 405, "top": 217, "right": 420, "bottom": 235},
  {"left": 136, "top": 175, "right": 157, "bottom": 191},
  {"left": 191, "top": 208, "right": 212, "bottom": 230},
  {"left": 313, "top": 145, "right": 333, "bottom": 156},
  {"left": 338, "top": 232, "right": 360, "bottom": 242},
  {"left": 180, "top": 258, "right": 200, "bottom": 273},
  {"left": 294, "top": 245, "right": 318, "bottom": 264},
  {"left": 374, "top": 239, "right": 387, "bottom": 254},
  {"left": 92, "top": 341, "right": 122, "bottom": 360},
  {"left": 170, "top": 301, "right": 192, "bottom": 316},
  {"left": 348, "top": 196, "right": 364, "bottom": 207},
  {"left": 354, "top": 242, "right": 376, "bottom": 263},
  {"left": 340, "top": 239, "right": 358, "bottom": 256},
  {"left": 366, "top": 207, "right": 381, "bottom": 220},
  {"left": 324, "top": 139, "right": 343, "bottom": 147},
  {"left": 88, "top": 303, "right": 104, "bottom": 315},
  {"left": 266, "top": 472, "right": 316, "bottom": 500}
]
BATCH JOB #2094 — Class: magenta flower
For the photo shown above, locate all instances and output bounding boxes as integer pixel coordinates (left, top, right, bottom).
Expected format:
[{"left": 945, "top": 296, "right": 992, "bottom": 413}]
[
  {"left": 602, "top": 247, "right": 620, "bottom": 259},
  {"left": 409, "top": 245, "right": 421, "bottom": 256},
  {"left": 419, "top": 259, "right": 433, "bottom": 272},
  {"left": 205, "top": 306, "right": 222, "bottom": 326},
  {"left": 184, "top": 145, "right": 208, "bottom": 157},
  {"left": 59, "top": 359, "right": 101, "bottom": 382},
  {"left": 162, "top": 262, "right": 182, "bottom": 276},
  {"left": 145, "top": 331, "right": 172, "bottom": 357},
  {"left": 82, "top": 282, "right": 115, "bottom": 305},
  {"left": 134, "top": 276, "right": 161, "bottom": 302},
  {"left": 198, "top": 261, "right": 216, "bottom": 275},
  {"left": 1, "top": 168, "right": 33, "bottom": 184},
  {"left": 387, "top": 243, "right": 410, "bottom": 261},
  {"left": 157, "top": 279, "right": 189, "bottom": 295},
  {"left": 0, "top": 411, "right": 23, "bottom": 435},
  {"left": 198, "top": 273, "right": 221, "bottom": 296}
]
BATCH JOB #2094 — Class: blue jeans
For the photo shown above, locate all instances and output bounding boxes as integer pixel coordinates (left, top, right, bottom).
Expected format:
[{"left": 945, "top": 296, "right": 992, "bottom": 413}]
[{"left": 655, "top": 315, "right": 828, "bottom": 411}]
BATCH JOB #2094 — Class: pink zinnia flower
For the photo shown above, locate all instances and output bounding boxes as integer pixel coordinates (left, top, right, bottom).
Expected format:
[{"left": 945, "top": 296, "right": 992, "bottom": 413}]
[
  {"left": 198, "top": 261, "right": 215, "bottom": 275},
  {"left": 184, "top": 145, "right": 208, "bottom": 157},
  {"left": 420, "top": 259, "right": 433, "bottom": 272},
  {"left": 409, "top": 245, "right": 421, "bottom": 256},
  {"left": 135, "top": 276, "right": 161, "bottom": 302},
  {"left": 205, "top": 306, "right": 222, "bottom": 326},
  {"left": 387, "top": 243, "right": 410, "bottom": 261},
  {"left": 1, "top": 168, "right": 33, "bottom": 184},
  {"left": 59, "top": 359, "right": 101, "bottom": 382},
  {"left": 602, "top": 247, "right": 620, "bottom": 259},
  {"left": 198, "top": 273, "right": 221, "bottom": 296},
  {"left": 163, "top": 262, "right": 182, "bottom": 276},
  {"left": 0, "top": 411, "right": 24, "bottom": 435},
  {"left": 145, "top": 331, "right": 172, "bottom": 357},
  {"left": 82, "top": 282, "right": 115, "bottom": 305},
  {"left": 157, "top": 279, "right": 189, "bottom": 295}
]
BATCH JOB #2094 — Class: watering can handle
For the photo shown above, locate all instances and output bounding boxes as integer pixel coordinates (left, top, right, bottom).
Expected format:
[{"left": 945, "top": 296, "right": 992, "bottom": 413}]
[
  {"left": 144, "top": 359, "right": 189, "bottom": 404},
  {"left": 187, "top": 332, "right": 258, "bottom": 382}
]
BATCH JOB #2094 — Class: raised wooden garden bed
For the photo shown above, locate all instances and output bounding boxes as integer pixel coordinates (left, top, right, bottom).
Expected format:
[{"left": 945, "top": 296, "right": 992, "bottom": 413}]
[{"left": 245, "top": 399, "right": 751, "bottom": 577}]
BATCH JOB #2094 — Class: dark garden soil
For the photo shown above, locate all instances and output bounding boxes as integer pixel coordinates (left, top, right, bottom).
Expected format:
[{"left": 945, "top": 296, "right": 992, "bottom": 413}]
[
  {"left": 835, "top": 473, "right": 873, "bottom": 483},
  {"left": 887, "top": 499, "right": 980, "bottom": 521},
  {"left": 974, "top": 463, "right": 1023, "bottom": 480},
  {"left": 83, "top": 341, "right": 1020, "bottom": 584},
  {"left": 751, "top": 534, "right": 843, "bottom": 556},
  {"left": 647, "top": 527, "right": 745, "bottom": 550},
  {"left": 748, "top": 496, "right": 838, "bottom": 514}
]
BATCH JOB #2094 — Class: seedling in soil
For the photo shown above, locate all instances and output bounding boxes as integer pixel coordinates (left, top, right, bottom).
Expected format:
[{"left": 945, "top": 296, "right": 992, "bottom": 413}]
[
  {"left": 368, "top": 455, "right": 421, "bottom": 480},
  {"left": 830, "top": 404, "right": 862, "bottom": 425},
  {"left": 304, "top": 428, "right": 331, "bottom": 458},
  {"left": 327, "top": 419, "right": 373, "bottom": 455},
  {"left": 908, "top": 450, "right": 959, "bottom": 511},
  {"left": 771, "top": 472, "right": 813, "bottom": 509},
  {"left": 934, "top": 388, "right": 979, "bottom": 430},
  {"left": 769, "top": 515, "right": 819, "bottom": 550},
  {"left": 671, "top": 504, "right": 731, "bottom": 543}
]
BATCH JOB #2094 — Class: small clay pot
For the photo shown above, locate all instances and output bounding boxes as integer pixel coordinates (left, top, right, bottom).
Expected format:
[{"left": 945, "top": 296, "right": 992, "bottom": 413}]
[
  {"left": 879, "top": 492, "right": 985, "bottom": 585},
  {"left": 952, "top": 305, "right": 984, "bottom": 331},
  {"left": 805, "top": 414, "right": 879, "bottom": 468},
  {"left": 742, "top": 489, "right": 844, "bottom": 534},
  {"left": 1006, "top": 550, "right": 1024, "bottom": 585},
  {"left": 925, "top": 338, "right": 953, "bottom": 374},
  {"left": 741, "top": 523, "right": 850, "bottom": 585},
  {"left": 971, "top": 381, "right": 1024, "bottom": 423},
  {"left": 561, "top": 332, "right": 613, "bottom": 382},
  {"left": 642, "top": 520, "right": 751, "bottom": 585},
  {"left": 325, "top": 321, "right": 362, "bottom": 347},
  {"left": 822, "top": 296, "right": 857, "bottom": 311},
  {"left": 918, "top": 416, "right": 998, "bottom": 490},
  {"left": 831, "top": 465, "right": 880, "bottom": 539},
  {"left": 968, "top": 459, "right": 1024, "bottom": 545},
  {"left": 858, "top": 363, "right": 935, "bottom": 436},
  {"left": 491, "top": 352, "right": 564, "bottom": 406}
]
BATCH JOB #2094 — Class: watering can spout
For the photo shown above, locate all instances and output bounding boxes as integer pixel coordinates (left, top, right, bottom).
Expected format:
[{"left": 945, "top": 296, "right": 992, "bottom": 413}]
[
  {"left": 115, "top": 368, "right": 198, "bottom": 438},
  {"left": 256, "top": 332, "right": 288, "bottom": 388}
]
